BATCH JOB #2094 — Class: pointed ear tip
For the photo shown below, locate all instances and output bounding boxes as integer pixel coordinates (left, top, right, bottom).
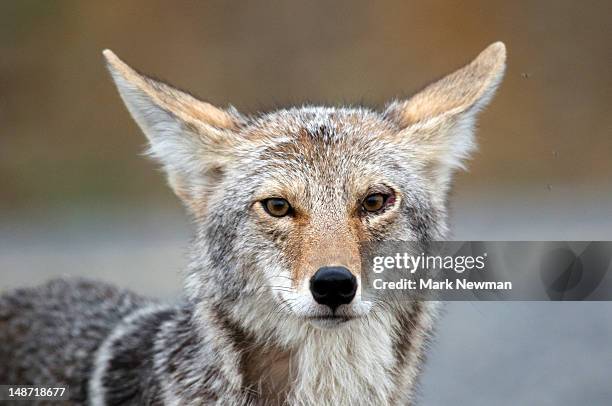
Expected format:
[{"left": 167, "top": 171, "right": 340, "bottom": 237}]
[
  {"left": 102, "top": 49, "right": 127, "bottom": 73},
  {"left": 102, "top": 49, "right": 116, "bottom": 62},
  {"left": 484, "top": 41, "right": 507, "bottom": 63}
]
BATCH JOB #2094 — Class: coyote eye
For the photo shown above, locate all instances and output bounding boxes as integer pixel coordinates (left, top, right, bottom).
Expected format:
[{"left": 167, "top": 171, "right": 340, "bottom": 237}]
[
  {"left": 262, "top": 198, "right": 292, "bottom": 217},
  {"left": 362, "top": 193, "right": 388, "bottom": 213}
]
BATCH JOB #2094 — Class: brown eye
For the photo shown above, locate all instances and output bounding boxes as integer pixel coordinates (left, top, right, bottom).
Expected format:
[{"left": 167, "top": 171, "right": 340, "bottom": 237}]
[
  {"left": 362, "top": 193, "right": 387, "bottom": 213},
  {"left": 262, "top": 198, "right": 291, "bottom": 217}
]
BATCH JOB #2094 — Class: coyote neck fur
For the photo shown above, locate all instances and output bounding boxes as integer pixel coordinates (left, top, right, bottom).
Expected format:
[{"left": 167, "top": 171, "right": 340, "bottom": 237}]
[{"left": 147, "top": 294, "right": 436, "bottom": 406}]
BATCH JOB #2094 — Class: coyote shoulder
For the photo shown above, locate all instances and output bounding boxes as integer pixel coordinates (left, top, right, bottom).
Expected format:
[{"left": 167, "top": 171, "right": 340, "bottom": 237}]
[{"left": 0, "top": 42, "right": 506, "bottom": 405}]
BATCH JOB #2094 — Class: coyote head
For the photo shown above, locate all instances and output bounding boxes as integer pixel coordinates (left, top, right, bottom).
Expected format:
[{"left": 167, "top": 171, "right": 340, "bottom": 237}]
[{"left": 104, "top": 43, "right": 505, "bottom": 330}]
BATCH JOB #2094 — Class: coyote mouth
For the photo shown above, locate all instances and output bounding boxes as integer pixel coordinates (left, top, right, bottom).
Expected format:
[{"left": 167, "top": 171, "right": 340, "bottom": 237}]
[
  {"left": 306, "top": 314, "right": 357, "bottom": 329},
  {"left": 307, "top": 315, "right": 353, "bottom": 323}
]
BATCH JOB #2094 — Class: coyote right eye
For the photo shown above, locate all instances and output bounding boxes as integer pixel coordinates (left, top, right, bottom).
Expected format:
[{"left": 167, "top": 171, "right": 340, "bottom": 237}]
[{"left": 262, "top": 198, "right": 292, "bottom": 217}]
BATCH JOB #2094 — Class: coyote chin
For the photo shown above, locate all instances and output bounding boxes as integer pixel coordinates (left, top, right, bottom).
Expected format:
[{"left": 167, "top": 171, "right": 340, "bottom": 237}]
[{"left": 0, "top": 42, "right": 505, "bottom": 405}]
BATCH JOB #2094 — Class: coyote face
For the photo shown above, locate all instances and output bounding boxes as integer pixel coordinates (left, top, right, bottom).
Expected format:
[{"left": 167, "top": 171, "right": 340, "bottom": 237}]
[
  {"left": 220, "top": 107, "right": 439, "bottom": 328},
  {"left": 104, "top": 42, "right": 505, "bottom": 330}
]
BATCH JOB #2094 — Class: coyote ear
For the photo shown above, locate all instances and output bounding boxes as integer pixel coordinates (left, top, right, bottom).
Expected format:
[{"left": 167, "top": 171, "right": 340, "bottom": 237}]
[
  {"left": 385, "top": 42, "right": 506, "bottom": 191},
  {"left": 103, "top": 50, "right": 244, "bottom": 215}
]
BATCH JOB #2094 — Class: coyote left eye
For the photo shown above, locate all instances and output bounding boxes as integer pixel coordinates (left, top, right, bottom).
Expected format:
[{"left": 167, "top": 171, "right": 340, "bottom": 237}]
[
  {"left": 362, "top": 193, "right": 388, "bottom": 213},
  {"left": 262, "top": 198, "right": 292, "bottom": 217}
]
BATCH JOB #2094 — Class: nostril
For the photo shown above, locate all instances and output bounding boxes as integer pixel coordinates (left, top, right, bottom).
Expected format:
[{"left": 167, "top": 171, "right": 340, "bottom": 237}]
[
  {"left": 337, "top": 278, "right": 357, "bottom": 297},
  {"left": 311, "top": 280, "right": 329, "bottom": 298},
  {"left": 309, "top": 266, "right": 358, "bottom": 310}
]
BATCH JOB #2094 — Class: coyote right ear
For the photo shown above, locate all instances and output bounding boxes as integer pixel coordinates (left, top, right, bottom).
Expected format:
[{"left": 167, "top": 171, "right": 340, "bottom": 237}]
[
  {"left": 103, "top": 50, "right": 245, "bottom": 215},
  {"left": 384, "top": 42, "right": 506, "bottom": 193}
]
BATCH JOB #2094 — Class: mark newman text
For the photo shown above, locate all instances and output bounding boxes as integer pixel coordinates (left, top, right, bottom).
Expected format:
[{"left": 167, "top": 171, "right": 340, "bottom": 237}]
[{"left": 372, "top": 278, "right": 513, "bottom": 291}]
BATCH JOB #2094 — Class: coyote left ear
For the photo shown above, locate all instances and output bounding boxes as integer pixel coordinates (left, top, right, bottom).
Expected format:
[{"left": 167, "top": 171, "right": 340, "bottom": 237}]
[
  {"left": 385, "top": 42, "right": 506, "bottom": 190},
  {"left": 103, "top": 50, "right": 245, "bottom": 215}
]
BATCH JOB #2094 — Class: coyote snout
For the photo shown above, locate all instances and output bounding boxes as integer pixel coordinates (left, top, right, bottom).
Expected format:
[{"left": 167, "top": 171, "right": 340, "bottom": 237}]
[{"left": 267, "top": 190, "right": 370, "bottom": 325}]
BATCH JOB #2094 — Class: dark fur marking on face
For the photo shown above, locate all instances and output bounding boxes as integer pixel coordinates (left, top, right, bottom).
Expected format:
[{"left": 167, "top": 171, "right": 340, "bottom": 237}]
[{"left": 308, "top": 124, "right": 333, "bottom": 140}]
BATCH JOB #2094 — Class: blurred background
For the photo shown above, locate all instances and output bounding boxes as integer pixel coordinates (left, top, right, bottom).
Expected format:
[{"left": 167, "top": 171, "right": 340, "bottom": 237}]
[{"left": 1, "top": 1, "right": 611, "bottom": 404}]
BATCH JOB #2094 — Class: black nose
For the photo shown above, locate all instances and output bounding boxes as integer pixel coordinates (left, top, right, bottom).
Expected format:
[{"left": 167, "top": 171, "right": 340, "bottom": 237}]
[{"left": 309, "top": 266, "right": 357, "bottom": 311}]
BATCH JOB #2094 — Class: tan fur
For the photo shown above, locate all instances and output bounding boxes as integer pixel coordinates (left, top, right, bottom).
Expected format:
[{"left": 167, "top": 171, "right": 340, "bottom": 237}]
[
  {"left": 290, "top": 214, "right": 362, "bottom": 287},
  {"left": 385, "top": 42, "right": 506, "bottom": 126},
  {"left": 103, "top": 50, "right": 239, "bottom": 130},
  {"left": 243, "top": 346, "right": 292, "bottom": 405}
]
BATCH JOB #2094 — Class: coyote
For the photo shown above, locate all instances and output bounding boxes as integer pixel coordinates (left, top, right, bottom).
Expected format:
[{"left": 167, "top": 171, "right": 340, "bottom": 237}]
[{"left": 0, "top": 42, "right": 505, "bottom": 405}]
